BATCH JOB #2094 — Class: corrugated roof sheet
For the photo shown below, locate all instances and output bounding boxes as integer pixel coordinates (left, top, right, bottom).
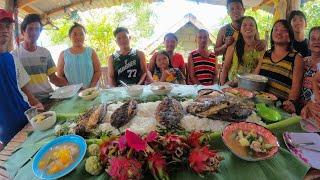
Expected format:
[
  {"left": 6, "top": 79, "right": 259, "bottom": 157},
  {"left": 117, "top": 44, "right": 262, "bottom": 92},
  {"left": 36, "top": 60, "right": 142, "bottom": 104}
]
[{"left": 0, "top": 0, "right": 312, "bottom": 20}]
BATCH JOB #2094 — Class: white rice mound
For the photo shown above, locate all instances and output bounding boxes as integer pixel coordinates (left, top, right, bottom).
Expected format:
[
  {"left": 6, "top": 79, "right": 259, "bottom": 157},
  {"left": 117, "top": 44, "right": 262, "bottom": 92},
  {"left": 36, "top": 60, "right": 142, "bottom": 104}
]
[
  {"left": 101, "top": 99, "right": 265, "bottom": 135},
  {"left": 103, "top": 101, "right": 161, "bottom": 135},
  {"left": 181, "top": 115, "right": 230, "bottom": 132}
]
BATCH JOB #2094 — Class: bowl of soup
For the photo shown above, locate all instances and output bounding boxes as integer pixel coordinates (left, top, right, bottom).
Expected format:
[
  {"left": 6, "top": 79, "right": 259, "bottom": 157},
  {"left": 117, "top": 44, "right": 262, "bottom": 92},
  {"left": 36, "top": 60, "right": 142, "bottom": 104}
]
[
  {"left": 78, "top": 87, "right": 100, "bottom": 101},
  {"left": 150, "top": 82, "right": 173, "bottom": 95},
  {"left": 127, "top": 85, "right": 144, "bottom": 97},
  {"left": 30, "top": 111, "right": 56, "bottom": 131},
  {"left": 32, "top": 135, "right": 86, "bottom": 179},
  {"left": 222, "top": 122, "right": 279, "bottom": 161}
]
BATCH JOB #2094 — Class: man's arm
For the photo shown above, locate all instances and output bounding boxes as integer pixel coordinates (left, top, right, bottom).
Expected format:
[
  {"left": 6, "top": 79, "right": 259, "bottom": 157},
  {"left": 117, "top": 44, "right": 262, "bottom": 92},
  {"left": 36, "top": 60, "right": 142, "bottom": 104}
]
[
  {"left": 21, "top": 86, "right": 44, "bottom": 110},
  {"left": 187, "top": 53, "right": 200, "bottom": 85},
  {"left": 214, "top": 26, "right": 235, "bottom": 56},
  {"left": 49, "top": 51, "right": 68, "bottom": 87},
  {"left": 107, "top": 55, "right": 117, "bottom": 87},
  {"left": 49, "top": 74, "right": 68, "bottom": 87}
]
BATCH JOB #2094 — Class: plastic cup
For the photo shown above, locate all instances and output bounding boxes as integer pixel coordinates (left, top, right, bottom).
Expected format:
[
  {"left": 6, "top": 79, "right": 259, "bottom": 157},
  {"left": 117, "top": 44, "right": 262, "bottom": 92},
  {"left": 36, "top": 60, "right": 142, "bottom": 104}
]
[{"left": 24, "top": 107, "right": 38, "bottom": 121}]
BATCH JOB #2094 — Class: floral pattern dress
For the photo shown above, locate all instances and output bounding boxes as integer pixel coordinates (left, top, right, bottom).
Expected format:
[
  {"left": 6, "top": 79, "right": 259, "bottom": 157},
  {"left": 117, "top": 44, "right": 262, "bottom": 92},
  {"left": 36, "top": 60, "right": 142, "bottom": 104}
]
[
  {"left": 300, "top": 57, "right": 319, "bottom": 106},
  {"left": 153, "top": 68, "right": 185, "bottom": 84},
  {"left": 228, "top": 49, "right": 263, "bottom": 81}
]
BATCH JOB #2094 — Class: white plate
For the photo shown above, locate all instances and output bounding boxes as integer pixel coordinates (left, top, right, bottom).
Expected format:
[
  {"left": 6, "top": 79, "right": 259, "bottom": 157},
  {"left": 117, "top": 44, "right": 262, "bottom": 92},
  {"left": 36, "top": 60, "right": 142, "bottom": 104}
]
[
  {"left": 283, "top": 132, "right": 320, "bottom": 170},
  {"left": 50, "top": 84, "right": 83, "bottom": 99}
]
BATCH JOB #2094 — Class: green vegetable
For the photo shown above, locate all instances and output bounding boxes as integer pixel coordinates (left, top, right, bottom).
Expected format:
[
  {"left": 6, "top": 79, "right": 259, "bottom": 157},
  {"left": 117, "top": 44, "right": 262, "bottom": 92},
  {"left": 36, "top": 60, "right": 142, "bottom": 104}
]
[
  {"left": 88, "top": 144, "right": 100, "bottom": 156},
  {"left": 85, "top": 156, "right": 102, "bottom": 175},
  {"left": 256, "top": 103, "right": 282, "bottom": 122}
]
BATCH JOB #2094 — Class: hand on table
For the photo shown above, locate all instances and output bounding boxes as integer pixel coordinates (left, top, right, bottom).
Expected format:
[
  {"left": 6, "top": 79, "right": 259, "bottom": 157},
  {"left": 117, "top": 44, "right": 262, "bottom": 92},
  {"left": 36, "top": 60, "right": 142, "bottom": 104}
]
[
  {"left": 32, "top": 102, "right": 44, "bottom": 111},
  {"left": 160, "top": 69, "right": 171, "bottom": 81},
  {"left": 283, "top": 100, "right": 296, "bottom": 114}
]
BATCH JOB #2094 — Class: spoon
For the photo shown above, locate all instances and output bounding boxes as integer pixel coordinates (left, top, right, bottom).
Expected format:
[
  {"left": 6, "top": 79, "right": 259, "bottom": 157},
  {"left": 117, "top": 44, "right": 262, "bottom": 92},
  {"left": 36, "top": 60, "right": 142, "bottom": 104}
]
[
  {"left": 119, "top": 80, "right": 128, "bottom": 87},
  {"left": 286, "top": 137, "right": 320, "bottom": 152}
]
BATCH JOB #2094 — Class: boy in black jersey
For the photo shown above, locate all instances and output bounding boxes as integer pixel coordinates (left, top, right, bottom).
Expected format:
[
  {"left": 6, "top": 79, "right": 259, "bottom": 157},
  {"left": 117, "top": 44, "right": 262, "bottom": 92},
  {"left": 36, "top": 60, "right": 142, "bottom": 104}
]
[{"left": 107, "top": 27, "right": 148, "bottom": 87}]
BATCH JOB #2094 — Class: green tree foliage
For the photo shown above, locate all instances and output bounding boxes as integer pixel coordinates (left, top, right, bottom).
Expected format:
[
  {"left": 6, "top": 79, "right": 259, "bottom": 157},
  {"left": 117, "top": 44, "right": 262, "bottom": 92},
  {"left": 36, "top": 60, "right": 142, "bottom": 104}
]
[
  {"left": 47, "top": 17, "right": 73, "bottom": 45},
  {"left": 46, "top": 0, "right": 156, "bottom": 65},
  {"left": 213, "top": 0, "right": 320, "bottom": 41},
  {"left": 301, "top": 0, "right": 320, "bottom": 35},
  {"left": 85, "top": 17, "right": 115, "bottom": 65}
]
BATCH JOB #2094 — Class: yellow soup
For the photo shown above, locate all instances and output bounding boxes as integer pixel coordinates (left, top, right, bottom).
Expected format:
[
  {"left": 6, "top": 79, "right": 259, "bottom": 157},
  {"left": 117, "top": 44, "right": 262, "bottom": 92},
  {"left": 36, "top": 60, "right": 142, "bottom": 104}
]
[{"left": 38, "top": 143, "right": 79, "bottom": 174}]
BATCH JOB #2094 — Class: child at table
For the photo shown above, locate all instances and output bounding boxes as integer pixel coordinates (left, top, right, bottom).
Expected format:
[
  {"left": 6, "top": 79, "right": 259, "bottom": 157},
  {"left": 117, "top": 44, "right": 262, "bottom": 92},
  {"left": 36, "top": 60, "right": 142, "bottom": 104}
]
[{"left": 151, "top": 51, "right": 186, "bottom": 84}]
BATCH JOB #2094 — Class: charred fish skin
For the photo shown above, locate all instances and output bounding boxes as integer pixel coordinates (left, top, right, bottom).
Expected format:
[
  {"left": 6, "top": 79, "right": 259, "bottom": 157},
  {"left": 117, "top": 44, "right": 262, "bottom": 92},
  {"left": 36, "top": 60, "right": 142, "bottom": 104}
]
[
  {"left": 97, "top": 103, "right": 108, "bottom": 124},
  {"left": 186, "top": 94, "right": 230, "bottom": 116},
  {"left": 87, "top": 105, "right": 103, "bottom": 129},
  {"left": 186, "top": 93, "right": 253, "bottom": 121},
  {"left": 155, "top": 97, "right": 184, "bottom": 130},
  {"left": 209, "top": 104, "right": 252, "bottom": 122},
  {"left": 110, "top": 100, "right": 138, "bottom": 129}
]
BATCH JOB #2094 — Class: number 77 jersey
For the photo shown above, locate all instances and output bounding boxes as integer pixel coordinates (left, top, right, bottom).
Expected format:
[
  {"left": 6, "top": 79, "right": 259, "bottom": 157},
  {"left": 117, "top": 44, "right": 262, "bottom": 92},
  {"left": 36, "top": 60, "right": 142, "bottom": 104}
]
[{"left": 112, "top": 49, "right": 142, "bottom": 86}]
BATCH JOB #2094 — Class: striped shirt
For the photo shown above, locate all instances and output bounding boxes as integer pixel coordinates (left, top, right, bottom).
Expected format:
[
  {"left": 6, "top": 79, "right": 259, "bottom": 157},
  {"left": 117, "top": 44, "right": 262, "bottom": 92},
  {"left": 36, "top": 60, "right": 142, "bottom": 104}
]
[
  {"left": 12, "top": 46, "right": 56, "bottom": 102},
  {"left": 259, "top": 50, "right": 298, "bottom": 101},
  {"left": 190, "top": 50, "right": 216, "bottom": 85}
]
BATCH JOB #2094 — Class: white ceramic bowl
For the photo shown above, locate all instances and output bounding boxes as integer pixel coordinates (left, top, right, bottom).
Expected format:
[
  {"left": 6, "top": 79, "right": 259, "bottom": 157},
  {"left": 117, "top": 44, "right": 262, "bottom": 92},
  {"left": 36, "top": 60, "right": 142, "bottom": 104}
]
[
  {"left": 30, "top": 111, "right": 57, "bottom": 131},
  {"left": 150, "top": 82, "right": 173, "bottom": 95},
  {"left": 127, "top": 85, "right": 144, "bottom": 97},
  {"left": 78, "top": 87, "right": 99, "bottom": 100}
]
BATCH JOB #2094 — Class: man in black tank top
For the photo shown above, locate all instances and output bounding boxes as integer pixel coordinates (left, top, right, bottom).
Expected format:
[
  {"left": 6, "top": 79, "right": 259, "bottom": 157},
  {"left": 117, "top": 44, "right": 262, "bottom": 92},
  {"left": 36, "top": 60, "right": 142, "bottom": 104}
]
[
  {"left": 215, "top": 0, "right": 244, "bottom": 57},
  {"left": 107, "top": 27, "right": 148, "bottom": 87},
  {"left": 215, "top": 0, "right": 265, "bottom": 57}
]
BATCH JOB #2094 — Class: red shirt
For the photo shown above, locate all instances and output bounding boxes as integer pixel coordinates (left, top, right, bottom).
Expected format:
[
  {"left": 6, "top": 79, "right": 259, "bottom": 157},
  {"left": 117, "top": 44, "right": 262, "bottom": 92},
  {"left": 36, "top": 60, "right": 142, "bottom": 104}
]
[{"left": 171, "top": 53, "right": 185, "bottom": 70}]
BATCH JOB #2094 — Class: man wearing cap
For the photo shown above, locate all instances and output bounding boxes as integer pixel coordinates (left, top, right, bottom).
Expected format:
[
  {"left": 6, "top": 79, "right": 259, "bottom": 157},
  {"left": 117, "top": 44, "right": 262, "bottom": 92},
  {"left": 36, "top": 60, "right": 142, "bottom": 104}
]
[{"left": 0, "top": 9, "right": 30, "bottom": 146}]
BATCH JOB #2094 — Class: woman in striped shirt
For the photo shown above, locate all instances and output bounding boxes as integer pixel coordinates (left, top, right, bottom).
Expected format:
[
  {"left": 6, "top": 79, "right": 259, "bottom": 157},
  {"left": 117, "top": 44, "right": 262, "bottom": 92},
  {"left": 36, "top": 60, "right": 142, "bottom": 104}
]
[
  {"left": 256, "top": 20, "right": 304, "bottom": 114},
  {"left": 188, "top": 29, "right": 217, "bottom": 85}
]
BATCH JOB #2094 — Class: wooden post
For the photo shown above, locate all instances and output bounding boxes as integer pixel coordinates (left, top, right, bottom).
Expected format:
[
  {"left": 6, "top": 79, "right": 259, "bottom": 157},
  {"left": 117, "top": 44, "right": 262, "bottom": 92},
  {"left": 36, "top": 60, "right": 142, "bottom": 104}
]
[
  {"left": 5, "top": 0, "right": 14, "bottom": 12},
  {"left": 4, "top": 0, "right": 15, "bottom": 52}
]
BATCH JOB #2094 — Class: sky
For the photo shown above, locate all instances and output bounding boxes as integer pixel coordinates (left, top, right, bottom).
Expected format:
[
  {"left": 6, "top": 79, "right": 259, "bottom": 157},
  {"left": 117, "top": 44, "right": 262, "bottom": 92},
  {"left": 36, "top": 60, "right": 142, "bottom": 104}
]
[
  {"left": 150, "top": 0, "right": 227, "bottom": 35},
  {"left": 38, "top": 0, "right": 228, "bottom": 62}
]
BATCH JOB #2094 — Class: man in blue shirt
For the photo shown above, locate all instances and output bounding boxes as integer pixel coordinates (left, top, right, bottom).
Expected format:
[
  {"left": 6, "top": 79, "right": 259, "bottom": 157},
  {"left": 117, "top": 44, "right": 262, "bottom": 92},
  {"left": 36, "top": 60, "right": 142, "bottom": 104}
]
[{"left": 0, "top": 9, "right": 30, "bottom": 147}]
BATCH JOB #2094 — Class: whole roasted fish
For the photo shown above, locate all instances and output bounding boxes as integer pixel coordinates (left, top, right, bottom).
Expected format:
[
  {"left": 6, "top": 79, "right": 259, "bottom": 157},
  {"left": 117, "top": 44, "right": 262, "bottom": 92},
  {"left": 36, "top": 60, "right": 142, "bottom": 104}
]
[
  {"left": 155, "top": 97, "right": 184, "bottom": 130},
  {"left": 110, "top": 100, "right": 138, "bottom": 129}
]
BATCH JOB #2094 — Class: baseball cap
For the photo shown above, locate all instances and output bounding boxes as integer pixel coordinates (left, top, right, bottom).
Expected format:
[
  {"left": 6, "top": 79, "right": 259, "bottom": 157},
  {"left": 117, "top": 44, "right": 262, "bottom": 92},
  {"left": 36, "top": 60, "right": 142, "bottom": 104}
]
[{"left": 0, "top": 9, "right": 14, "bottom": 22}]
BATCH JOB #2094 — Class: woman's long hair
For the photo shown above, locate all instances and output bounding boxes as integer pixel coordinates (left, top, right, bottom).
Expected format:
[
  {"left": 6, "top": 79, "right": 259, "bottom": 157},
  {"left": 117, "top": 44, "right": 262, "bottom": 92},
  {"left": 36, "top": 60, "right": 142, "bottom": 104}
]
[
  {"left": 154, "top": 50, "right": 174, "bottom": 72},
  {"left": 235, "top": 16, "right": 258, "bottom": 65},
  {"left": 270, "top": 19, "right": 294, "bottom": 52}
]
